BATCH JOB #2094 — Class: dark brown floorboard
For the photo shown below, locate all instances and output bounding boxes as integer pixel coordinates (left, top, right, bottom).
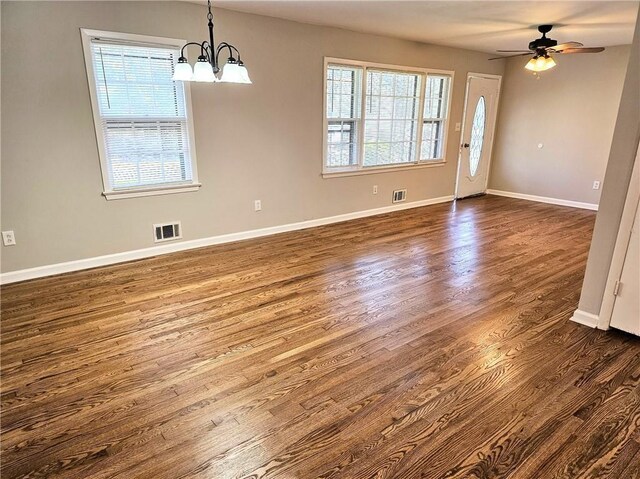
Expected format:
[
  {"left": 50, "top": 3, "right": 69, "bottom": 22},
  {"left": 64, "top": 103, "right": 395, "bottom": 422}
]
[{"left": 1, "top": 195, "right": 639, "bottom": 478}]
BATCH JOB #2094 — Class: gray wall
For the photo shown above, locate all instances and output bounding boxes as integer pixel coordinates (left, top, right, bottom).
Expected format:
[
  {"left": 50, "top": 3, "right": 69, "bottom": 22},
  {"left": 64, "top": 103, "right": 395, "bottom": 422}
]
[
  {"left": 578, "top": 13, "right": 640, "bottom": 316},
  {"left": 489, "top": 45, "right": 630, "bottom": 205},
  {"left": 0, "top": 1, "right": 505, "bottom": 273}
]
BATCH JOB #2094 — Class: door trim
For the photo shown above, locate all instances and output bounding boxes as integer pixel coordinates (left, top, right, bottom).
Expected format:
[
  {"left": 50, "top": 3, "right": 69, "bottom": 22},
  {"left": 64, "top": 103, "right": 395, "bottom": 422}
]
[
  {"left": 455, "top": 72, "right": 502, "bottom": 198},
  {"left": 597, "top": 143, "right": 640, "bottom": 330}
]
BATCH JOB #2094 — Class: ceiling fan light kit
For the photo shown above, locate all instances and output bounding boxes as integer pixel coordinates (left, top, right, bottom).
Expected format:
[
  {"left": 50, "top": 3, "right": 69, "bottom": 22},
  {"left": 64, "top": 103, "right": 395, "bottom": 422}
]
[
  {"left": 489, "top": 24, "right": 605, "bottom": 74},
  {"left": 525, "top": 54, "right": 556, "bottom": 72},
  {"left": 172, "top": 0, "right": 252, "bottom": 84}
]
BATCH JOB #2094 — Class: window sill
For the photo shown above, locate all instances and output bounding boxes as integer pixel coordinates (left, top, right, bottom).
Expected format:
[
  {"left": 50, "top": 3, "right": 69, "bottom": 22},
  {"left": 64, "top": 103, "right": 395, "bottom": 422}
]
[
  {"left": 103, "top": 183, "right": 202, "bottom": 200},
  {"left": 322, "top": 161, "right": 446, "bottom": 179}
]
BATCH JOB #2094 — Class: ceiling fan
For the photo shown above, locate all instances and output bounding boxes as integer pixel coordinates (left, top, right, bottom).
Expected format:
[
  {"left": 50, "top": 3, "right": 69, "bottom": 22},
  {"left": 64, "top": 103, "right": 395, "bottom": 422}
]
[{"left": 489, "top": 25, "right": 605, "bottom": 72}]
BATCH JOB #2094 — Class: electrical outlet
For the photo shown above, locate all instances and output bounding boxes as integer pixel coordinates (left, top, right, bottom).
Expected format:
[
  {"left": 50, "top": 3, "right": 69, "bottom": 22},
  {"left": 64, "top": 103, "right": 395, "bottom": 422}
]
[
  {"left": 254, "top": 200, "right": 262, "bottom": 211},
  {"left": 373, "top": 185, "right": 378, "bottom": 195},
  {"left": 592, "top": 181, "right": 601, "bottom": 190},
  {"left": 2, "top": 230, "right": 16, "bottom": 246}
]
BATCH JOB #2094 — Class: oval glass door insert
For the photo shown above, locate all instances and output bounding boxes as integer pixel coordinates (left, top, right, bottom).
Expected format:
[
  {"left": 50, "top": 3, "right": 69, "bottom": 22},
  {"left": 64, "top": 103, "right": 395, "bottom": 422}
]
[{"left": 469, "top": 96, "right": 486, "bottom": 177}]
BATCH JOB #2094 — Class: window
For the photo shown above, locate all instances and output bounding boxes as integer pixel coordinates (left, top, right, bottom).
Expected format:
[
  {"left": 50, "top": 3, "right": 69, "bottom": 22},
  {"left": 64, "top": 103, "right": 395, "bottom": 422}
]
[
  {"left": 468, "top": 96, "right": 486, "bottom": 177},
  {"left": 324, "top": 59, "right": 453, "bottom": 176},
  {"left": 422, "top": 75, "right": 450, "bottom": 160},
  {"left": 81, "top": 30, "right": 199, "bottom": 199},
  {"left": 326, "top": 65, "right": 362, "bottom": 168},
  {"left": 364, "top": 70, "right": 421, "bottom": 166}
]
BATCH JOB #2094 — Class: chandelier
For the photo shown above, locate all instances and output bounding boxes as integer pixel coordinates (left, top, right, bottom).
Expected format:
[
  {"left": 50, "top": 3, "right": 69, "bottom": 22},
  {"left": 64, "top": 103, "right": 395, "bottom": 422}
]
[{"left": 172, "top": 0, "right": 251, "bottom": 84}]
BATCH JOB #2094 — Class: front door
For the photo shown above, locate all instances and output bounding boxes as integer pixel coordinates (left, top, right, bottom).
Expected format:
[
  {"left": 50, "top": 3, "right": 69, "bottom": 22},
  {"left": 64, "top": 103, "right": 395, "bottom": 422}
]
[{"left": 456, "top": 75, "right": 500, "bottom": 199}]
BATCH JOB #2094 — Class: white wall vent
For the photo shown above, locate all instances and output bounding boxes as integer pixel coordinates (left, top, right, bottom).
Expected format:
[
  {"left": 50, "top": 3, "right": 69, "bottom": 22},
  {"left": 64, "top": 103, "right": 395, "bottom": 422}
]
[
  {"left": 392, "top": 189, "right": 407, "bottom": 203},
  {"left": 154, "top": 222, "right": 182, "bottom": 243}
]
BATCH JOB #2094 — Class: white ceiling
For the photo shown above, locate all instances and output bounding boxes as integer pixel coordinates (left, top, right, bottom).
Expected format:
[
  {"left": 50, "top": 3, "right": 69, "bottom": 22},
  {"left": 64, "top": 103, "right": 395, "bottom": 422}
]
[{"left": 211, "top": 1, "right": 639, "bottom": 54}]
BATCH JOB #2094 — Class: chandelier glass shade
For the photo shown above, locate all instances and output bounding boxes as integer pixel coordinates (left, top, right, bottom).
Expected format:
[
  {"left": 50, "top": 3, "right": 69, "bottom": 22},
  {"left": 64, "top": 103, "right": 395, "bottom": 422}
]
[
  {"left": 220, "top": 61, "right": 252, "bottom": 84},
  {"left": 172, "top": 0, "right": 251, "bottom": 84}
]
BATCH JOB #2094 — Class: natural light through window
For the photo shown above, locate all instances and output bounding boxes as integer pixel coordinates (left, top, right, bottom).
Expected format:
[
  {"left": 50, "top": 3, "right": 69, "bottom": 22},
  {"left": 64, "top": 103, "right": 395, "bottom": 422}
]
[
  {"left": 326, "top": 65, "right": 362, "bottom": 168},
  {"left": 364, "top": 70, "right": 421, "bottom": 166},
  {"left": 324, "top": 59, "right": 453, "bottom": 175},
  {"left": 82, "top": 30, "right": 199, "bottom": 199},
  {"left": 422, "top": 75, "right": 450, "bottom": 160}
]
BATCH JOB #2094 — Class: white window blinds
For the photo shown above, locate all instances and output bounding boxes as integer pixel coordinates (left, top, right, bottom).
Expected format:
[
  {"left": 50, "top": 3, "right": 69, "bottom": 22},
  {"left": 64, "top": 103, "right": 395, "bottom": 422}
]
[
  {"left": 89, "top": 39, "right": 194, "bottom": 191},
  {"left": 326, "top": 65, "right": 362, "bottom": 168},
  {"left": 421, "top": 75, "right": 451, "bottom": 160},
  {"left": 364, "top": 70, "right": 422, "bottom": 166}
]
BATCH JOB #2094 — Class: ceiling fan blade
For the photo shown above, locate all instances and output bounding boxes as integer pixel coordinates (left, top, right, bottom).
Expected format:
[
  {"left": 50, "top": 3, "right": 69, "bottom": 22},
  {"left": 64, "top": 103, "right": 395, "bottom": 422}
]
[
  {"left": 549, "top": 41, "right": 584, "bottom": 51},
  {"left": 489, "top": 53, "right": 532, "bottom": 60},
  {"left": 557, "top": 47, "right": 606, "bottom": 54},
  {"left": 495, "top": 50, "right": 532, "bottom": 53}
]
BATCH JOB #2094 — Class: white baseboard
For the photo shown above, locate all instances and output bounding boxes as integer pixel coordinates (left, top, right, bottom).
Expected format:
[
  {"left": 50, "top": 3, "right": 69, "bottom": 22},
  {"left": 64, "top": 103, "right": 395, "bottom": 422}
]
[
  {"left": 1, "top": 195, "right": 454, "bottom": 285},
  {"left": 570, "top": 309, "right": 599, "bottom": 328},
  {"left": 486, "top": 189, "right": 598, "bottom": 211}
]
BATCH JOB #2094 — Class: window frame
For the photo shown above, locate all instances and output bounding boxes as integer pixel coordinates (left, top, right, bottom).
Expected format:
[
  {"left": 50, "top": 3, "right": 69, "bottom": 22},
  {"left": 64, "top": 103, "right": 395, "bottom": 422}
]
[
  {"left": 81, "top": 29, "right": 200, "bottom": 200},
  {"left": 322, "top": 57, "right": 454, "bottom": 178}
]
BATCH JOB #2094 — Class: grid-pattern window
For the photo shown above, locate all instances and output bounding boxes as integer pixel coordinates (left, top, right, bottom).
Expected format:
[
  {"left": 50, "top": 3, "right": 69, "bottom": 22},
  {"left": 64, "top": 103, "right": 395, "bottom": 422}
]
[
  {"left": 83, "top": 31, "right": 198, "bottom": 196},
  {"left": 324, "top": 60, "right": 453, "bottom": 174},
  {"left": 326, "top": 65, "right": 362, "bottom": 168},
  {"left": 364, "top": 70, "right": 421, "bottom": 166},
  {"left": 421, "top": 75, "right": 451, "bottom": 160}
]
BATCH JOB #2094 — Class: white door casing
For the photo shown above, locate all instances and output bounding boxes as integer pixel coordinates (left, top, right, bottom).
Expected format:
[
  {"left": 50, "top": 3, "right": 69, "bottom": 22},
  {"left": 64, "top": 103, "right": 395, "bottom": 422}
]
[{"left": 456, "top": 74, "right": 501, "bottom": 199}]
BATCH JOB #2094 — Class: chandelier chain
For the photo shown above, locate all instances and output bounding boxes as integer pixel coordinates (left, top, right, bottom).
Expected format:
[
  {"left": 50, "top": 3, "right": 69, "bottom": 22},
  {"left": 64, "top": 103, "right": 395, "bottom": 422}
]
[{"left": 207, "top": 0, "right": 213, "bottom": 21}]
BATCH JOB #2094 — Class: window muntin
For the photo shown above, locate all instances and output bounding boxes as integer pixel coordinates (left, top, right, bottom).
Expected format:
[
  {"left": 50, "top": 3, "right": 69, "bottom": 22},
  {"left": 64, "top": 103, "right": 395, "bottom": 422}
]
[
  {"left": 83, "top": 31, "right": 198, "bottom": 197},
  {"left": 324, "top": 60, "right": 453, "bottom": 174}
]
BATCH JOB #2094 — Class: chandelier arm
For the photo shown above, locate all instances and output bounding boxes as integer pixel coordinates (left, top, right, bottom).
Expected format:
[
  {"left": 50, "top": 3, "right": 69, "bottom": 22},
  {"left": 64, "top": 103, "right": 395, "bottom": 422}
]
[
  {"left": 230, "top": 44, "right": 241, "bottom": 61},
  {"left": 215, "top": 42, "right": 242, "bottom": 65},
  {"left": 200, "top": 41, "right": 213, "bottom": 63},
  {"left": 179, "top": 41, "right": 207, "bottom": 59}
]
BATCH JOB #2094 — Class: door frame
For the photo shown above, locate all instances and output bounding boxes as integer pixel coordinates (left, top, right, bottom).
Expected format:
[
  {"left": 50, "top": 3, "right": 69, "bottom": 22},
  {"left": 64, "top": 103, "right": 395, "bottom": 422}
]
[
  {"left": 455, "top": 72, "right": 502, "bottom": 198},
  {"left": 597, "top": 144, "right": 640, "bottom": 330}
]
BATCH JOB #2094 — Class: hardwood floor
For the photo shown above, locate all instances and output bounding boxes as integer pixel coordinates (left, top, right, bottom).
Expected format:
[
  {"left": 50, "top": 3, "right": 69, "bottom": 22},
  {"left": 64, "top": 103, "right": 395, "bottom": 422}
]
[{"left": 1, "top": 195, "right": 639, "bottom": 479}]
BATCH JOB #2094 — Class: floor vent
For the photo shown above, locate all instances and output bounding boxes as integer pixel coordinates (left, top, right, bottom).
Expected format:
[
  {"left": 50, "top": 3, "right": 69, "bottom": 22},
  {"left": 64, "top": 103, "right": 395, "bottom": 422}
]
[
  {"left": 154, "top": 222, "right": 182, "bottom": 243},
  {"left": 392, "top": 189, "right": 407, "bottom": 203}
]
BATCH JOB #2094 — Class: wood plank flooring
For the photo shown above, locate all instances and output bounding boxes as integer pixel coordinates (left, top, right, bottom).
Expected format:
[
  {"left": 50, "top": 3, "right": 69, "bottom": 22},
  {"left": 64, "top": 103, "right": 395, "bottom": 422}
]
[{"left": 1, "top": 195, "right": 639, "bottom": 479}]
